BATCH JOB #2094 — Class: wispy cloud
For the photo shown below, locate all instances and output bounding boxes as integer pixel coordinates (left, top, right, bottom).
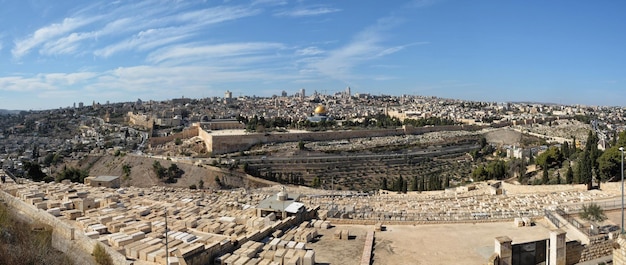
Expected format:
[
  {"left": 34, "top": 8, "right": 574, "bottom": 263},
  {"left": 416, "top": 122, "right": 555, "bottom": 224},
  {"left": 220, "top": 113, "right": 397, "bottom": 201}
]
[
  {"left": 0, "top": 72, "right": 98, "bottom": 92},
  {"left": 295, "top": 47, "right": 325, "bottom": 56},
  {"left": 11, "top": 2, "right": 261, "bottom": 59},
  {"left": 147, "top": 42, "right": 285, "bottom": 65},
  {"left": 407, "top": 0, "right": 444, "bottom": 8},
  {"left": 275, "top": 6, "right": 341, "bottom": 17},
  {"left": 252, "top": 0, "right": 288, "bottom": 6},
  {"left": 12, "top": 17, "right": 98, "bottom": 58},
  {"left": 305, "top": 16, "right": 417, "bottom": 81}
]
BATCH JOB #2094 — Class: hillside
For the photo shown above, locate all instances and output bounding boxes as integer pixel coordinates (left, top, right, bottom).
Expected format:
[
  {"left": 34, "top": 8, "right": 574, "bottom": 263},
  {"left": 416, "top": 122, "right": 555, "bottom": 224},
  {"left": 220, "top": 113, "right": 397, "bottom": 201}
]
[{"left": 74, "top": 154, "right": 226, "bottom": 189}]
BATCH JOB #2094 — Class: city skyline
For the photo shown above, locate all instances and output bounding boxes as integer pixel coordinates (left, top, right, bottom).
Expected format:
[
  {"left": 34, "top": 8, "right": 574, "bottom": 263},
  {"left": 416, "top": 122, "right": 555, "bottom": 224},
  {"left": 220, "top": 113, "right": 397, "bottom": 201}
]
[{"left": 1, "top": 0, "right": 625, "bottom": 110}]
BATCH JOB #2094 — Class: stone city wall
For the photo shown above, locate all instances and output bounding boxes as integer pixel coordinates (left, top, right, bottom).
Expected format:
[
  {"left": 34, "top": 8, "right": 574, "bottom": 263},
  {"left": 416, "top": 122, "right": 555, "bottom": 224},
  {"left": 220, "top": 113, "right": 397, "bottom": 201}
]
[
  {"left": 127, "top": 112, "right": 154, "bottom": 130},
  {"left": 204, "top": 125, "right": 477, "bottom": 155},
  {"left": 148, "top": 126, "right": 199, "bottom": 147},
  {"left": 146, "top": 124, "right": 478, "bottom": 155},
  {"left": 0, "top": 190, "right": 129, "bottom": 265}
]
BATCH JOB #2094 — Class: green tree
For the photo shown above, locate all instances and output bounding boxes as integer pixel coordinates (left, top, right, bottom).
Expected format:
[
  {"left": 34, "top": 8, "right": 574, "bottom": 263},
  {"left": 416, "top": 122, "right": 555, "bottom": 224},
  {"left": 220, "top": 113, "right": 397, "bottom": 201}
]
[
  {"left": 23, "top": 161, "right": 46, "bottom": 182},
  {"left": 152, "top": 161, "right": 166, "bottom": 179},
  {"left": 198, "top": 179, "right": 204, "bottom": 189},
  {"left": 215, "top": 175, "right": 222, "bottom": 187},
  {"left": 56, "top": 166, "right": 88, "bottom": 183},
  {"left": 401, "top": 177, "right": 408, "bottom": 193},
  {"left": 297, "top": 140, "right": 306, "bottom": 150},
  {"left": 617, "top": 130, "right": 626, "bottom": 148},
  {"left": 381, "top": 177, "right": 388, "bottom": 190},
  {"left": 312, "top": 176, "right": 321, "bottom": 188},
  {"left": 535, "top": 146, "right": 563, "bottom": 169},
  {"left": 561, "top": 141, "right": 570, "bottom": 158},
  {"left": 566, "top": 165, "right": 574, "bottom": 184},
  {"left": 542, "top": 167, "right": 549, "bottom": 184},
  {"left": 579, "top": 150, "right": 593, "bottom": 189},
  {"left": 579, "top": 203, "right": 607, "bottom": 222},
  {"left": 122, "top": 164, "right": 131, "bottom": 179},
  {"left": 598, "top": 146, "right": 622, "bottom": 181}
]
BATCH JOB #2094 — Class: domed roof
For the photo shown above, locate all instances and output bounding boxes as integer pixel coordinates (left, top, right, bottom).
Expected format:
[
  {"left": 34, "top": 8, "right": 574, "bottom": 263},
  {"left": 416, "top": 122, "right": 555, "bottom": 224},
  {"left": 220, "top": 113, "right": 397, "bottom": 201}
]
[{"left": 314, "top": 105, "right": 327, "bottom": 115}]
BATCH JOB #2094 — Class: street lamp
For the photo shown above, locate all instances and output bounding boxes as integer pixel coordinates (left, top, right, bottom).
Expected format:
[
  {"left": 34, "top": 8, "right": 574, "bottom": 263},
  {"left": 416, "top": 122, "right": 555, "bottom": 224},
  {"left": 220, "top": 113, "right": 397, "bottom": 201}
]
[{"left": 619, "top": 147, "right": 624, "bottom": 234}]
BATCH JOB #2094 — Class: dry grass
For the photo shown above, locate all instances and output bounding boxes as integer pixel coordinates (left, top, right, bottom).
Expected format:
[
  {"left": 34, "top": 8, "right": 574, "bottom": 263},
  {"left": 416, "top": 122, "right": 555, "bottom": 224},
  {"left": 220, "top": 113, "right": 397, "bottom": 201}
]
[{"left": 0, "top": 203, "right": 73, "bottom": 265}]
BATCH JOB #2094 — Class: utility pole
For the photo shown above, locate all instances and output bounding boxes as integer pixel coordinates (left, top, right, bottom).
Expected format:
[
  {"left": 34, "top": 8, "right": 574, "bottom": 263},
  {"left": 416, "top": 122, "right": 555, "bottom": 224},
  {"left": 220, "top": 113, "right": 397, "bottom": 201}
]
[
  {"left": 165, "top": 207, "right": 169, "bottom": 264},
  {"left": 619, "top": 147, "right": 624, "bottom": 234}
]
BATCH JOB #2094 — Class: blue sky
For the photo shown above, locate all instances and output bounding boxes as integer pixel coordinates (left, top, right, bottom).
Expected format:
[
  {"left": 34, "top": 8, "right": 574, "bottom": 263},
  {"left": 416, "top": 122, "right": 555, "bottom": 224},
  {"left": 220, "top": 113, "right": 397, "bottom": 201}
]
[{"left": 0, "top": 0, "right": 625, "bottom": 110}]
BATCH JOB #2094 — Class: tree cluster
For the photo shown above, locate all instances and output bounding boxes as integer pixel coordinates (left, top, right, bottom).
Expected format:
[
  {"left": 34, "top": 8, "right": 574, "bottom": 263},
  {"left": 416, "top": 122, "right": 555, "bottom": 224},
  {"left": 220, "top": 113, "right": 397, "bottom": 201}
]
[
  {"left": 471, "top": 160, "right": 508, "bottom": 181},
  {"left": 22, "top": 161, "right": 48, "bottom": 182},
  {"left": 381, "top": 175, "right": 449, "bottom": 192},
  {"left": 152, "top": 161, "right": 184, "bottom": 183},
  {"left": 597, "top": 130, "right": 626, "bottom": 182},
  {"left": 535, "top": 146, "right": 564, "bottom": 169},
  {"left": 403, "top": 117, "right": 457, "bottom": 127},
  {"left": 56, "top": 166, "right": 88, "bottom": 183}
]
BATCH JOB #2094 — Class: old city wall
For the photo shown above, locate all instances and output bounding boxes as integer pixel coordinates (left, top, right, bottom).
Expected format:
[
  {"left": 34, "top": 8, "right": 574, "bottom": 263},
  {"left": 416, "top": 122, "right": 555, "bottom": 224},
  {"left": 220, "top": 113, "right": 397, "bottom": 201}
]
[
  {"left": 154, "top": 124, "right": 478, "bottom": 155},
  {"left": 127, "top": 112, "right": 154, "bottom": 129},
  {"left": 198, "top": 127, "right": 213, "bottom": 153},
  {"left": 209, "top": 125, "right": 481, "bottom": 154},
  {"left": 0, "top": 190, "right": 128, "bottom": 265},
  {"left": 149, "top": 126, "right": 199, "bottom": 147},
  {"left": 205, "top": 128, "right": 415, "bottom": 155}
]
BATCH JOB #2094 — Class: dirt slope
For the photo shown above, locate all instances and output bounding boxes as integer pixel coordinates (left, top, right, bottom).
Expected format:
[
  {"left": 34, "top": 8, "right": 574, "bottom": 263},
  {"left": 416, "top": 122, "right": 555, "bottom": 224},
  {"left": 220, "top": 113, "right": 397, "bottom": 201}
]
[{"left": 77, "top": 154, "right": 222, "bottom": 189}]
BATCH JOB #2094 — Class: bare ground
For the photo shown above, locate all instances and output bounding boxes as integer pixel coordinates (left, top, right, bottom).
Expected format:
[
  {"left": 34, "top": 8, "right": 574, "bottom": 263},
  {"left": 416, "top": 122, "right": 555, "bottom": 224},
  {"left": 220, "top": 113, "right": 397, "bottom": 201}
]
[{"left": 73, "top": 154, "right": 223, "bottom": 189}]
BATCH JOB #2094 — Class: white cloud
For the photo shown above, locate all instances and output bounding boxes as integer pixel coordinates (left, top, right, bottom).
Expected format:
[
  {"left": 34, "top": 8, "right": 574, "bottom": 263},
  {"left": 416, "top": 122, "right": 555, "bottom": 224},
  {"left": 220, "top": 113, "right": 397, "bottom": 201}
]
[
  {"left": 11, "top": 3, "right": 261, "bottom": 59},
  {"left": 43, "top": 72, "right": 98, "bottom": 85},
  {"left": 296, "top": 47, "right": 324, "bottom": 56},
  {"left": 147, "top": 42, "right": 285, "bottom": 65},
  {"left": 0, "top": 76, "right": 55, "bottom": 92},
  {"left": 408, "top": 0, "right": 443, "bottom": 8},
  {"left": 275, "top": 6, "right": 341, "bottom": 17},
  {"left": 0, "top": 72, "right": 97, "bottom": 92},
  {"left": 95, "top": 27, "right": 193, "bottom": 58},
  {"left": 175, "top": 5, "right": 260, "bottom": 26},
  {"left": 12, "top": 17, "right": 97, "bottom": 58},
  {"left": 306, "top": 16, "right": 419, "bottom": 81},
  {"left": 252, "top": 0, "right": 288, "bottom": 6}
]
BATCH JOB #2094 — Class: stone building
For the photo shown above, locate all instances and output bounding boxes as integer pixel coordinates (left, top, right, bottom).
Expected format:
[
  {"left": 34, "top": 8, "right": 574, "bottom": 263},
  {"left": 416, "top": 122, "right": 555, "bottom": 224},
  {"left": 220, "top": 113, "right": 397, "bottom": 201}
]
[{"left": 84, "top": 175, "right": 120, "bottom": 189}]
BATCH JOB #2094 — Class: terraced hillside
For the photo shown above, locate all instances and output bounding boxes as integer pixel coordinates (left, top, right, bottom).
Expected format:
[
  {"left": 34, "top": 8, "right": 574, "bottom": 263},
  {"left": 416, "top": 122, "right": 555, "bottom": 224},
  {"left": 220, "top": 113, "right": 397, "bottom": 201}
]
[{"left": 241, "top": 136, "right": 480, "bottom": 191}]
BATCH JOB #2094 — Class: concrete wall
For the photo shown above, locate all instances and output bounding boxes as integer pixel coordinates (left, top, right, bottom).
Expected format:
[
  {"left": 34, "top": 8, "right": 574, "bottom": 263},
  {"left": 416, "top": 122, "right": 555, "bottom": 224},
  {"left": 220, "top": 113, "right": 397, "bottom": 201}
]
[{"left": 0, "top": 190, "right": 129, "bottom": 265}]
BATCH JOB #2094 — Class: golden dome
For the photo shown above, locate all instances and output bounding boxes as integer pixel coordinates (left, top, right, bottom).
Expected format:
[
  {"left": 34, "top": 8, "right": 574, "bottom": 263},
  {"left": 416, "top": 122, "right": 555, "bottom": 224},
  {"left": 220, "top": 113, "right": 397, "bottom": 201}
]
[{"left": 314, "top": 105, "right": 327, "bottom": 115}]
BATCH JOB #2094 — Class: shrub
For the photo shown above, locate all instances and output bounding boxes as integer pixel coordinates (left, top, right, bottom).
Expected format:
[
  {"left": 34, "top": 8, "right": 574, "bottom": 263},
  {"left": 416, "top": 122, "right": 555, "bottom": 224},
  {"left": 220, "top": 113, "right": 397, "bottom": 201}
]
[{"left": 93, "top": 243, "right": 113, "bottom": 265}]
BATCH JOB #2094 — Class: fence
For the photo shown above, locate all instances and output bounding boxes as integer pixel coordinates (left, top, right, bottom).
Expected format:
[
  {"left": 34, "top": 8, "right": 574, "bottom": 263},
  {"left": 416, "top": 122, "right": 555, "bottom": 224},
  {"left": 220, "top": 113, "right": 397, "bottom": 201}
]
[{"left": 545, "top": 209, "right": 562, "bottom": 228}]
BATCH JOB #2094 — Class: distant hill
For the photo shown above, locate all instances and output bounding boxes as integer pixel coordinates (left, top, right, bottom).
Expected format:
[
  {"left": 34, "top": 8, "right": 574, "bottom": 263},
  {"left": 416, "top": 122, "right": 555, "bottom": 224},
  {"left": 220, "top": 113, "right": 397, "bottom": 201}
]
[{"left": 0, "top": 109, "right": 21, "bottom": 115}]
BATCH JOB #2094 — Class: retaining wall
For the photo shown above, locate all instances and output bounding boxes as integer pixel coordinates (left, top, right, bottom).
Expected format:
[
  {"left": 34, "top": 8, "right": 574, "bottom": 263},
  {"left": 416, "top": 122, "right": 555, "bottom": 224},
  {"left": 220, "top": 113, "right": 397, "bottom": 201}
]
[{"left": 0, "top": 190, "right": 129, "bottom": 265}]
